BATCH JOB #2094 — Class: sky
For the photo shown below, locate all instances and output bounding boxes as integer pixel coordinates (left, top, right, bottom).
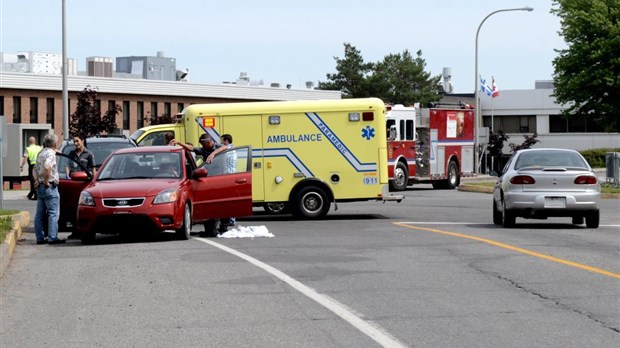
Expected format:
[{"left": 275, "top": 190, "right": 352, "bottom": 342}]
[{"left": 0, "top": 0, "right": 565, "bottom": 93}]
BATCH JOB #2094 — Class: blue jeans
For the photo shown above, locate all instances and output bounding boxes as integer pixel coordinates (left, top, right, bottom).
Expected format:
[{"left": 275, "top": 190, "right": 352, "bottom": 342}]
[{"left": 34, "top": 185, "right": 60, "bottom": 242}]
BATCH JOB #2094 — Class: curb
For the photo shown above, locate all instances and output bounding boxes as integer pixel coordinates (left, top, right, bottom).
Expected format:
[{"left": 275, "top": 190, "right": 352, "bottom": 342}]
[
  {"left": 458, "top": 184, "right": 620, "bottom": 199},
  {"left": 0, "top": 211, "right": 30, "bottom": 279}
]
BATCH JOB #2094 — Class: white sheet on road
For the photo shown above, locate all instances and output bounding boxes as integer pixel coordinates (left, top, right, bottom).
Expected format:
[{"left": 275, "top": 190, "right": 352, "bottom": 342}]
[{"left": 217, "top": 225, "right": 274, "bottom": 238}]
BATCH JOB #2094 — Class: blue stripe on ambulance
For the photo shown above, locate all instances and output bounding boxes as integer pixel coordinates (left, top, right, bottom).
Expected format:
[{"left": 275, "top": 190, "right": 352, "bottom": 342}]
[
  {"left": 194, "top": 118, "right": 221, "bottom": 145},
  {"left": 252, "top": 148, "right": 313, "bottom": 177},
  {"left": 305, "top": 112, "right": 377, "bottom": 172}
]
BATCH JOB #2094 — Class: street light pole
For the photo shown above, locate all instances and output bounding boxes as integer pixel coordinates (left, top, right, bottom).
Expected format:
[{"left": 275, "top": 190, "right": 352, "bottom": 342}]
[
  {"left": 474, "top": 6, "right": 533, "bottom": 174},
  {"left": 62, "top": 0, "right": 69, "bottom": 139}
]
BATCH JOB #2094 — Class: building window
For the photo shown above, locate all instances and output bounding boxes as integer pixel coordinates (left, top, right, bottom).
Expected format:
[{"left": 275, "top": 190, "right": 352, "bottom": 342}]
[
  {"left": 151, "top": 102, "right": 158, "bottom": 117},
  {"left": 94, "top": 99, "right": 101, "bottom": 113},
  {"left": 177, "top": 103, "right": 184, "bottom": 113},
  {"left": 164, "top": 102, "right": 171, "bottom": 116},
  {"left": 137, "top": 101, "right": 144, "bottom": 128},
  {"left": 122, "top": 101, "right": 130, "bottom": 129},
  {"left": 13, "top": 96, "right": 21, "bottom": 123},
  {"left": 30, "top": 97, "right": 39, "bottom": 123},
  {"left": 549, "top": 114, "right": 603, "bottom": 133},
  {"left": 46, "top": 98, "right": 55, "bottom": 125},
  {"left": 483, "top": 115, "right": 536, "bottom": 133},
  {"left": 108, "top": 100, "right": 116, "bottom": 112},
  {"left": 0, "top": 96, "right": 4, "bottom": 116}
]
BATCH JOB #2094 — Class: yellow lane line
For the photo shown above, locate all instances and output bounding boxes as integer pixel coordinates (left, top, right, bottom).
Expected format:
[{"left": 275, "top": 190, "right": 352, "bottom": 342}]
[{"left": 393, "top": 222, "right": 620, "bottom": 280}]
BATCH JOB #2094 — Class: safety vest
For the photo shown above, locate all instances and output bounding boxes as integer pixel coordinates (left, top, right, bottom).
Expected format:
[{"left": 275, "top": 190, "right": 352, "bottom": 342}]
[{"left": 26, "top": 144, "right": 42, "bottom": 165}]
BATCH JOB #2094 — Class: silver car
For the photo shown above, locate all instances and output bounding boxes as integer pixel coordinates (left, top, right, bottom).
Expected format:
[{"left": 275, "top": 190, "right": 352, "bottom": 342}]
[{"left": 493, "top": 148, "right": 600, "bottom": 228}]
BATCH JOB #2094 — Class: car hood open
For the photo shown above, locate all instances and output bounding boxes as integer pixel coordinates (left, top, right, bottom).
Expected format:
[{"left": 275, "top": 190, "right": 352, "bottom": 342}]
[{"left": 86, "top": 180, "right": 181, "bottom": 198}]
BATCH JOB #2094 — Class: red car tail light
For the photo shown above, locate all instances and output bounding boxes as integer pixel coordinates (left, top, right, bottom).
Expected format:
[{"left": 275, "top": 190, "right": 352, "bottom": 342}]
[
  {"left": 574, "top": 175, "right": 597, "bottom": 185},
  {"left": 510, "top": 175, "right": 536, "bottom": 184}
]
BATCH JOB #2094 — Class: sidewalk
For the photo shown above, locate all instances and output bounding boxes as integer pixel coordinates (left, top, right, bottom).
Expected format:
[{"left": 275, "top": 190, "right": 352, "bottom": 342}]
[{"left": 0, "top": 190, "right": 30, "bottom": 201}]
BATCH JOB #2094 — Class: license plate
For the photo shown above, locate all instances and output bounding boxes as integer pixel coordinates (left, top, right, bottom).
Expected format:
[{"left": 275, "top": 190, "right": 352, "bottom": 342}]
[{"left": 545, "top": 197, "right": 566, "bottom": 208}]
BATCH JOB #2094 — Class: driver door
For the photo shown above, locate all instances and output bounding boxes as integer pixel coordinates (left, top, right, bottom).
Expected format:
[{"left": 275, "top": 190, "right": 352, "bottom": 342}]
[
  {"left": 191, "top": 146, "right": 252, "bottom": 221},
  {"left": 57, "top": 153, "right": 93, "bottom": 229}
]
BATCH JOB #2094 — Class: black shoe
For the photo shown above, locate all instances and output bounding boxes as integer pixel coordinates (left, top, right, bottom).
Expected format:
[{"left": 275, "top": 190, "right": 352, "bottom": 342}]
[
  {"left": 48, "top": 239, "right": 66, "bottom": 245},
  {"left": 36, "top": 240, "right": 48, "bottom": 245}
]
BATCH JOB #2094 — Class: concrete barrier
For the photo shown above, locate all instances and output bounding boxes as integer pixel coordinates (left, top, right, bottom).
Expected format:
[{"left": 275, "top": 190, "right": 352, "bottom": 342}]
[{"left": 0, "top": 211, "right": 30, "bottom": 279}]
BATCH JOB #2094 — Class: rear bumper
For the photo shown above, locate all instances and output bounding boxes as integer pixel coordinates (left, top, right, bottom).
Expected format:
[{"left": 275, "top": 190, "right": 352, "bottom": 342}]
[
  {"left": 504, "top": 190, "right": 600, "bottom": 214},
  {"left": 381, "top": 184, "right": 404, "bottom": 202}
]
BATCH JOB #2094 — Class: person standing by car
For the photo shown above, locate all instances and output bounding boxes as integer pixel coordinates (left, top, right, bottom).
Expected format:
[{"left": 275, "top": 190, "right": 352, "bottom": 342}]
[
  {"left": 172, "top": 133, "right": 221, "bottom": 160},
  {"left": 66, "top": 132, "right": 96, "bottom": 177},
  {"left": 33, "top": 133, "right": 65, "bottom": 245},
  {"left": 20, "top": 136, "right": 42, "bottom": 200},
  {"left": 207, "top": 134, "right": 237, "bottom": 231}
]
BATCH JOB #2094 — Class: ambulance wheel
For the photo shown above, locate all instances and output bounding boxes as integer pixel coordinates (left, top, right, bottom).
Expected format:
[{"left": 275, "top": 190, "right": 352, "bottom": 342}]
[
  {"left": 292, "top": 186, "right": 329, "bottom": 219},
  {"left": 389, "top": 162, "right": 408, "bottom": 191},
  {"left": 263, "top": 203, "right": 288, "bottom": 214}
]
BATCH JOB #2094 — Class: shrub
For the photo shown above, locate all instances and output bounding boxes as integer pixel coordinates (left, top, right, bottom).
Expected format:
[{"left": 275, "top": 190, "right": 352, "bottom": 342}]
[{"left": 579, "top": 148, "right": 620, "bottom": 168}]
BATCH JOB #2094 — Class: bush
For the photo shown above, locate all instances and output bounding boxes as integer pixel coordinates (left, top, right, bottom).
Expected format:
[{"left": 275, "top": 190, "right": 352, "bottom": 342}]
[{"left": 579, "top": 148, "right": 620, "bottom": 168}]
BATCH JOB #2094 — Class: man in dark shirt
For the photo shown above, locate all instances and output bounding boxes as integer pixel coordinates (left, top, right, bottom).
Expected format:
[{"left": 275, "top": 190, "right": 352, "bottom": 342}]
[{"left": 172, "top": 133, "right": 221, "bottom": 159}]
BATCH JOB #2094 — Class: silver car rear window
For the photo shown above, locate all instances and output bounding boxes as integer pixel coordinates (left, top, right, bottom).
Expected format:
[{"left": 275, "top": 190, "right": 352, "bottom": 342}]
[{"left": 514, "top": 150, "right": 589, "bottom": 169}]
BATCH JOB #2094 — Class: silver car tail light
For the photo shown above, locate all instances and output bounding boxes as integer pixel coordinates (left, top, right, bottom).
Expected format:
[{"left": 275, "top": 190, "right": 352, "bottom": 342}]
[
  {"left": 510, "top": 175, "right": 536, "bottom": 185},
  {"left": 574, "top": 175, "right": 597, "bottom": 185}
]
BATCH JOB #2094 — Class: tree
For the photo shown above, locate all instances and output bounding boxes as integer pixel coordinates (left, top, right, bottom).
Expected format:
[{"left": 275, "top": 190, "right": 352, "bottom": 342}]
[
  {"left": 145, "top": 113, "right": 175, "bottom": 126},
  {"left": 372, "top": 49, "right": 442, "bottom": 106},
  {"left": 318, "top": 43, "right": 375, "bottom": 98},
  {"left": 487, "top": 130, "right": 510, "bottom": 173},
  {"left": 69, "top": 86, "right": 118, "bottom": 137},
  {"left": 509, "top": 133, "right": 541, "bottom": 152},
  {"left": 319, "top": 43, "right": 441, "bottom": 105},
  {"left": 551, "top": 0, "right": 620, "bottom": 132}
]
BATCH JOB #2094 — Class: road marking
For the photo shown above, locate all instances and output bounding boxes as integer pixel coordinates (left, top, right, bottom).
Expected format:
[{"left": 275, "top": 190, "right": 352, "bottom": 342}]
[
  {"left": 194, "top": 237, "right": 406, "bottom": 348},
  {"left": 400, "top": 222, "right": 620, "bottom": 228},
  {"left": 394, "top": 222, "right": 620, "bottom": 280}
]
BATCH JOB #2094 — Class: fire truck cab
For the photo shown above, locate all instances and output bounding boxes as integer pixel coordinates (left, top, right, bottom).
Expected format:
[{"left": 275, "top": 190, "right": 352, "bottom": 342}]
[{"left": 387, "top": 103, "right": 475, "bottom": 191}]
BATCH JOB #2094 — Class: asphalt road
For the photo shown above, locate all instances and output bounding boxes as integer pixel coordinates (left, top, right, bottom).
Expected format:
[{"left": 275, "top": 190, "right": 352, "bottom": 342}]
[{"left": 1, "top": 187, "right": 619, "bottom": 347}]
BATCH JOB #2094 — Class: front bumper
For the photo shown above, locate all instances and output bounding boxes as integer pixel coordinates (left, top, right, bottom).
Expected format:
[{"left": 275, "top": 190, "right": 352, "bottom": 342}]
[{"left": 76, "top": 198, "right": 183, "bottom": 234}]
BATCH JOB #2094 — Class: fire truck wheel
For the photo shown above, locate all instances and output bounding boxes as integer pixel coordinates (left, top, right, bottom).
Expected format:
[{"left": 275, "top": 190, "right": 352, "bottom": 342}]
[
  {"left": 389, "top": 162, "right": 408, "bottom": 191},
  {"left": 292, "top": 186, "right": 330, "bottom": 219},
  {"left": 446, "top": 160, "right": 460, "bottom": 189},
  {"left": 432, "top": 160, "right": 460, "bottom": 189}
]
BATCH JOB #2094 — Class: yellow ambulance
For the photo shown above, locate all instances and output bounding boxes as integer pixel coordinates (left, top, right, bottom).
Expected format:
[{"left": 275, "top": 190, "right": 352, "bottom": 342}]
[{"left": 130, "top": 98, "right": 401, "bottom": 218}]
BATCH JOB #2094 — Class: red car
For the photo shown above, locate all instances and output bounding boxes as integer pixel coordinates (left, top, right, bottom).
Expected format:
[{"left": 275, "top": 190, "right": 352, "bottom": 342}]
[{"left": 71, "top": 145, "right": 252, "bottom": 243}]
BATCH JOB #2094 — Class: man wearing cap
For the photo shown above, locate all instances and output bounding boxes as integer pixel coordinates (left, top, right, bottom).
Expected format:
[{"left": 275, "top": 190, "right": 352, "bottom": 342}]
[{"left": 20, "top": 136, "right": 42, "bottom": 200}]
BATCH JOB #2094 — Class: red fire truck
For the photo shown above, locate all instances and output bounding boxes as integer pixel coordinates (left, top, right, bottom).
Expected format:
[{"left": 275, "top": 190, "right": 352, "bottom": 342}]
[{"left": 386, "top": 103, "right": 475, "bottom": 191}]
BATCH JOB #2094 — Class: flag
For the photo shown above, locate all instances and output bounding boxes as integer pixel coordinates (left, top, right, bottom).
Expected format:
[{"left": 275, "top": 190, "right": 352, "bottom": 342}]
[
  {"left": 492, "top": 76, "right": 500, "bottom": 98},
  {"left": 479, "top": 75, "right": 492, "bottom": 96}
]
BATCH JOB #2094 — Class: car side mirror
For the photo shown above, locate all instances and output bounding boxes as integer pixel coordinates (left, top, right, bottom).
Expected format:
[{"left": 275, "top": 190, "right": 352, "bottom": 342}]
[
  {"left": 70, "top": 171, "right": 90, "bottom": 182},
  {"left": 192, "top": 168, "right": 208, "bottom": 179}
]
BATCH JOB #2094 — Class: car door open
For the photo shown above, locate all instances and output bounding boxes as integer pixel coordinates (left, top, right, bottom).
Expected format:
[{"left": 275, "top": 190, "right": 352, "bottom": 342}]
[{"left": 191, "top": 146, "right": 253, "bottom": 221}]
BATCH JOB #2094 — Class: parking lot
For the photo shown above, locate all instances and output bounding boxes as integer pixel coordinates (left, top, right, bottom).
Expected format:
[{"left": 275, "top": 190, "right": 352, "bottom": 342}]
[{"left": 1, "top": 187, "right": 619, "bottom": 347}]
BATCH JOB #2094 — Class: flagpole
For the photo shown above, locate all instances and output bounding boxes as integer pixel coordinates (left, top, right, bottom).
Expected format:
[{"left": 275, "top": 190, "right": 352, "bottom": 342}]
[{"left": 491, "top": 97, "right": 494, "bottom": 174}]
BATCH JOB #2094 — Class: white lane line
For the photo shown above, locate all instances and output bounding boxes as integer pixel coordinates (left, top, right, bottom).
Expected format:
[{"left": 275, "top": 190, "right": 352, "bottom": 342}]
[
  {"left": 399, "top": 222, "right": 620, "bottom": 227},
  {"left": 194, "top": 237, "right": 406, "bottom": 348}
]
